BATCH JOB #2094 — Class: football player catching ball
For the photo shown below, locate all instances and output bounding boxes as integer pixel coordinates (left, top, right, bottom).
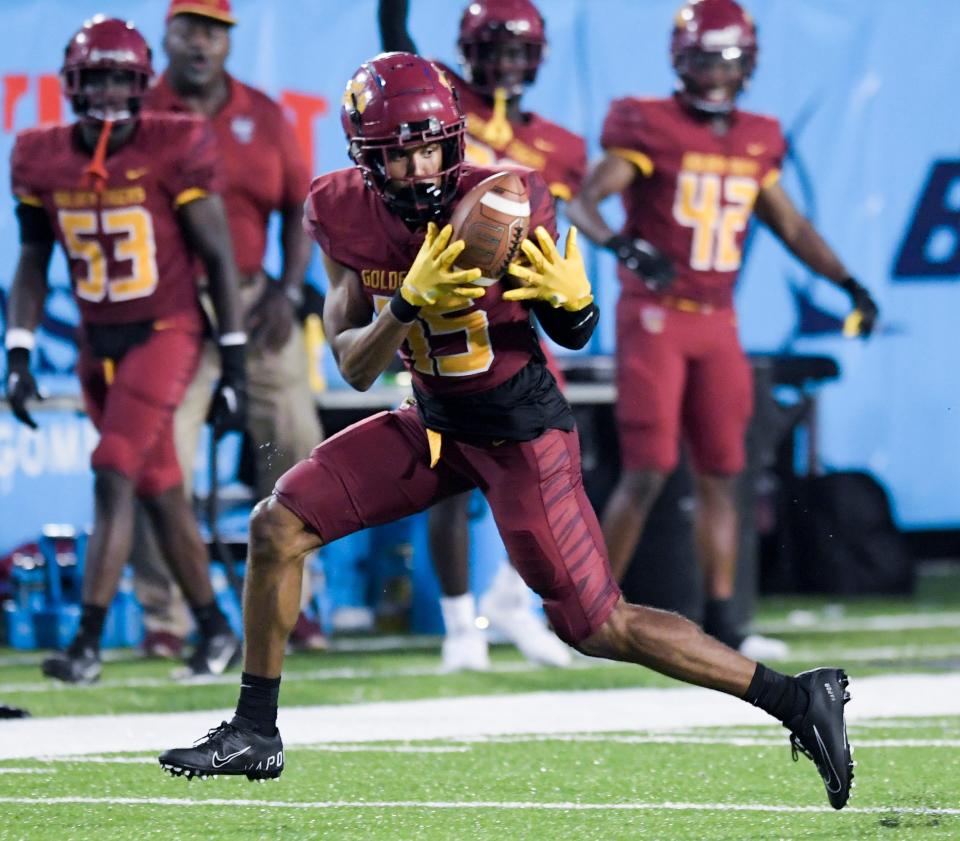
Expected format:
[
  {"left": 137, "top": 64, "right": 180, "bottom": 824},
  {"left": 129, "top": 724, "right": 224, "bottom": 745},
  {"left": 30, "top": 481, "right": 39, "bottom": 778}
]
[{"left": 160, "top": 51, "right": 855, "bottom": 811}]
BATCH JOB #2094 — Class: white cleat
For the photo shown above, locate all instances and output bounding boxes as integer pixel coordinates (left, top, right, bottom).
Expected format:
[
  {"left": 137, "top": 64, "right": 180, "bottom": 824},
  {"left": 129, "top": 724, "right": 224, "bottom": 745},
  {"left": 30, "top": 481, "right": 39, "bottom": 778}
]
[
  {"left": 739, "top": 633, "right": 790, "bottom": 661},
  {"left": 441, "top": 630, "right": 490, "bottom": 673},
  {"left": 479, "top": 581, "right": 572, "bottom": 668}
]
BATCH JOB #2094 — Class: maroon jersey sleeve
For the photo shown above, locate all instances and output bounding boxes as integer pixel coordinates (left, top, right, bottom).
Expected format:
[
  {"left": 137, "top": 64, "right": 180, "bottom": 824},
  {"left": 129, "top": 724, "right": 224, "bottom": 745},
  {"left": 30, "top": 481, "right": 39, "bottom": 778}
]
[
  {"left": 10, "top": 130, "right": 45, "bottom": 205},
  {"left": 538, "top": 124, "right": 587, "bottom": 202},
  {"left": 303, "top": 173, "right": 337, "bottom": 259},
  {"left": 600, "top": 97, "right": 655, "bottom": 177},
  {"left": 160, "top": 116, "right": 223, "bottom": 204},
  {"left": 756, "top": 117, "right": 788, "bottom": 189}
]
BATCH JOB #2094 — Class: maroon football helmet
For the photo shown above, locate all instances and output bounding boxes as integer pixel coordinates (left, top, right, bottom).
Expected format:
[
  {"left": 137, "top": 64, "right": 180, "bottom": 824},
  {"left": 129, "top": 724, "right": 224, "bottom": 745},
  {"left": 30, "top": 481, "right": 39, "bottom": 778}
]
[
  {"left": 457, "top": 0, "right": 547, "bottom": 97},
  {"left": 61, "top": 15, "right": 153, "bottom": 121},
  {"left": 671, "top": 0, "right": 757, "bottom": 115},
  {"left": 342, "top": 52, "right": 466, "bottom": 226}
]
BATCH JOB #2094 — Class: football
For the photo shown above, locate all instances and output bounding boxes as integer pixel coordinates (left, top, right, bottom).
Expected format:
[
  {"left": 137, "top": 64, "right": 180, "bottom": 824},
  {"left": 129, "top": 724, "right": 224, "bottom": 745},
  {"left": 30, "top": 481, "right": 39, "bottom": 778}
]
[{"left": 449, "top": 171, "right": 531, "bottom": 286}]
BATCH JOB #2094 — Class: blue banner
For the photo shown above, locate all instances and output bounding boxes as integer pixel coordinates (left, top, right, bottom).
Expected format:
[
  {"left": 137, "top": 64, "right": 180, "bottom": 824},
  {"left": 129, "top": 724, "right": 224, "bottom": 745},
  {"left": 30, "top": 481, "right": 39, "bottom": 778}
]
[{"left": 0, "top": 0, "right": 957, "bottom": 546}]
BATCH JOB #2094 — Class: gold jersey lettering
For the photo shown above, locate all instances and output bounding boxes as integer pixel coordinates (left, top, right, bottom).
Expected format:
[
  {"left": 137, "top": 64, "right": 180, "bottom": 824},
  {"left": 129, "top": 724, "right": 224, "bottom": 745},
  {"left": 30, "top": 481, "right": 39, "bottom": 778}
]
[
  {"left": 361, "top": 269, "right": 405, "bottom": 291},
  {"left": 53, "top": 186, "right": 146, "bottom": 209}
]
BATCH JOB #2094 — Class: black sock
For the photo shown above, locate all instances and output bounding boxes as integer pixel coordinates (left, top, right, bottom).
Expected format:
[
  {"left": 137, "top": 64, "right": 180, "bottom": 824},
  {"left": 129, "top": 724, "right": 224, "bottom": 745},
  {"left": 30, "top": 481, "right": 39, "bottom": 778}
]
[
  {"left": 191, "top": 600, "right": 231, "bottom": 638},
  {"left": 234, "top": 672, "right": 281, "bottom": 735},
  {"left": 74, "top": 604, "right": 107, "bottom": 652},
  {"left": 744, "top": 663, "right": 809, "bottom": 725},
  {"left": 703, "top": 598, "right": 743, "bottom": 649}
]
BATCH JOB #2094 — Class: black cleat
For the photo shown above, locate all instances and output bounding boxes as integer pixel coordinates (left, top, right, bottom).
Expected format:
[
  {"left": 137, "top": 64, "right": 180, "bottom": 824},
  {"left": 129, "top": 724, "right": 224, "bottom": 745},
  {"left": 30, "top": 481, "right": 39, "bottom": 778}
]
[
  {"left": 181, "top": 630, "right": 242, "bottom": 678},
  {"left": 41, "top": 643, "right": 101, "bottom": 685},
  {"left": 159, "top": 718, "right": 284, "bottom": 781},
  {"left": 785, "top": 667, "right": 854, "bottom": 809},
  {"left": 0, "top": 704, "right": 30, "bottom": 719}
]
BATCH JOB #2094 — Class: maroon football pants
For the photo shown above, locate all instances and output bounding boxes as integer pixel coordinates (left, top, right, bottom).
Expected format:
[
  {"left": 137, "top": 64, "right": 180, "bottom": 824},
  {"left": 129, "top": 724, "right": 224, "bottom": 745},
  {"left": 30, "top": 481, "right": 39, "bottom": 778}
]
[
  {"left": 79, "top": 322, "right": 202, "bottom": 497},
  {"left": 275, "top": 404, "right": 620, "bottom": 645},
  {"left": 615, "top": 298, "right": 753, "bottom": 475}
]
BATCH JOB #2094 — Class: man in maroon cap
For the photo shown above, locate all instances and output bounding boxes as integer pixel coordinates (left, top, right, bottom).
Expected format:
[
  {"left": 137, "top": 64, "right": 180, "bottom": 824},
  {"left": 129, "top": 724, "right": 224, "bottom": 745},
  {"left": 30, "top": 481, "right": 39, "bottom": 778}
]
[{"left": 132, "top": 0, "right": 326, "bottom": 657}]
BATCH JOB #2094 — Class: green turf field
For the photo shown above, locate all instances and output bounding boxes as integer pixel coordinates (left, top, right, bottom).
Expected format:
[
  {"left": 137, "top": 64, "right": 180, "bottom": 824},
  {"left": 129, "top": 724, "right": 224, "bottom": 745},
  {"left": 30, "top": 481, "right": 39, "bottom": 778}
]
[{"left": 1, "top": 576, "right": 959, "bottom": 840}]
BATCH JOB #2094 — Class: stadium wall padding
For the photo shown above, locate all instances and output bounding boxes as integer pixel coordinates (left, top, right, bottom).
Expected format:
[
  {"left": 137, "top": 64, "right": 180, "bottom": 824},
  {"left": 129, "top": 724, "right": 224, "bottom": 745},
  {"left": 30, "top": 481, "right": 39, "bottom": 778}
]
[{"left": 0, "top": 0, "right": 957, "bottom": 549}]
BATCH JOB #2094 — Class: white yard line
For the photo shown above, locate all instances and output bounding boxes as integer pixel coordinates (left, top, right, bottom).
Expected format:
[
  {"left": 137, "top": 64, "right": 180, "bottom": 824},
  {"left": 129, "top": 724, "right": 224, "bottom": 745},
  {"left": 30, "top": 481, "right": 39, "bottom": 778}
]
[
  {"left": 34, "top": 745, "right": 469, "bottom": 765},
  {"left": 754, "top": 611, "right": 960, "bottom": 634},
  {"left": 2, "top": 672, "right": 960, "bottom": 761},
  {"left": 0, "top": 768, "right": 53, "bottom": 775},
  {"left": 0, "top": 795, "right": 957, "bottom": 816}
]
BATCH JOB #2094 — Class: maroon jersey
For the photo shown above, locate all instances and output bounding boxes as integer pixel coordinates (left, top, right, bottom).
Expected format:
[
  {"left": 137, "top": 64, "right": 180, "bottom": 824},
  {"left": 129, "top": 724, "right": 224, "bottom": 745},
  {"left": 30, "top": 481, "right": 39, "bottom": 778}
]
[
  {"left": 601, "top": 95, "right": 786, "bottom": 308},
  {"left": 305, "top": 163, "right": 556, "bottom": 399},
  {"left": 11, "top": 114, "right": 220, "bottom": 326},
  {"left": 146, "top": 73, "right": 310, "bottom": 275},
  {"left": 436, "top": 63, "right": 586, "bottom": 203}
]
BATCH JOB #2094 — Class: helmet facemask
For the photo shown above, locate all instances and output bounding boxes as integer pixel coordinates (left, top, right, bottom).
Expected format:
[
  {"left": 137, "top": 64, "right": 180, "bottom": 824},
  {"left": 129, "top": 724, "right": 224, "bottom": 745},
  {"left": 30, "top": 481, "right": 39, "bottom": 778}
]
[
  {"left": 674, "top": 46, "right": 755, "bottom": 115},
  {"left": 350, "top": 118, "right": 465, "bottom": 227},
  {"left": 458, "top": 32, "right": 544, "bottom": 98},
  {"left": 64, "top": 67, "right": 150, "bottom": 123}
]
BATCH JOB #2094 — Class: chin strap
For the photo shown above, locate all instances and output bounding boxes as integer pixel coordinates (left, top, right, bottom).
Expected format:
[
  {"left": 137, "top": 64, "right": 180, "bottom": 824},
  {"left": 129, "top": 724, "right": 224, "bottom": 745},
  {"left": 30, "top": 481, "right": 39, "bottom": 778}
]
[{"left": 83, "top": 119, "right": 114, "bottom": 193}]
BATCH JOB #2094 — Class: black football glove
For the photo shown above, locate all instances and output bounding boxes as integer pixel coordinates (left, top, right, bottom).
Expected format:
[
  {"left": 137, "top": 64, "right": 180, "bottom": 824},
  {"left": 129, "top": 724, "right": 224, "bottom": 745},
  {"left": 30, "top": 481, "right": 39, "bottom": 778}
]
[
  {"left": 604, "top": 234, "right": 675, "bottom": 292},
  {"left": 207, "top": 342, "right": 248, "bottom": 438},
  {"left": 5, "top": 346, "right": 42, "bottom": 430},
  {"left": 839, "top": 277, "right": 879, "bottom": 338}
]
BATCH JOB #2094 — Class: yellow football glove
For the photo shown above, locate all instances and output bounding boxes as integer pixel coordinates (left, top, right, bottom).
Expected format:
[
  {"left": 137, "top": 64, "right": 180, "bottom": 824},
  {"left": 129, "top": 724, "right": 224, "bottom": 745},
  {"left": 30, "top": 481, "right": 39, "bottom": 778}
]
[
  {"left": 400, "top": 222, "right": 484, "bottom": 308},
  {"left": 503, "top": 226, "right": 594, "bottom": 311}
]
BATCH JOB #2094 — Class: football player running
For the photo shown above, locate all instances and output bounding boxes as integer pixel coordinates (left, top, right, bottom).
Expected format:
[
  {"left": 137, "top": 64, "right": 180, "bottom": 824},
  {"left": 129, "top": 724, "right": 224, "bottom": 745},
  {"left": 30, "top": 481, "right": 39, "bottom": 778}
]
[
  {"left": 5, "top": 16, "right": 246, "bottom": 683},
  {"left": 379, "top": 0, "right": 585, "bottom": 672},
  {"left": 160, "top": 52, "right": 855, "bottom": 811},
  {"left": 567, "top": 0, "right": 879, "bottom": 659}
]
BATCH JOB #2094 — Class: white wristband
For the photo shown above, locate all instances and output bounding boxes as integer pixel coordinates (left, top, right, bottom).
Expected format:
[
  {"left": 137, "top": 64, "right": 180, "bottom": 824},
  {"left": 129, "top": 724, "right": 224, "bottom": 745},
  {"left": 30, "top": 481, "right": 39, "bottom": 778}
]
[
  {"left": 219, "top": 332, "right": 248, "bottom": 347},
  {"left": 5, "top": 328, "right": 35, "bottom": 351}
]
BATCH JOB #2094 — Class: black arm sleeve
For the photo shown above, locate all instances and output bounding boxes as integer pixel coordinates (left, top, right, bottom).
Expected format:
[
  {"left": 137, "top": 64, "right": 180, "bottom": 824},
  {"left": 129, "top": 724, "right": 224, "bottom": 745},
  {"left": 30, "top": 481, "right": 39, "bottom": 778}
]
[
  {"left": 16, "top": 203, "right": 54, "bottom": 245},
  {"left": 378, "top": 0, "right": 418, "bottom": 53},
  {"left": 532, "top": 302, "right": 599, "bottom": 350}
]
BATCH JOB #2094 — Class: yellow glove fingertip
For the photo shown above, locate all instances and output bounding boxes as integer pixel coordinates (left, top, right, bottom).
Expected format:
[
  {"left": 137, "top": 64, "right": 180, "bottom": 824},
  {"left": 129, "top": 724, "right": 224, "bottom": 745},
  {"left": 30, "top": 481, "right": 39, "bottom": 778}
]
[{"left": 843, "top": 310, "right": 863, "bottom": 338}]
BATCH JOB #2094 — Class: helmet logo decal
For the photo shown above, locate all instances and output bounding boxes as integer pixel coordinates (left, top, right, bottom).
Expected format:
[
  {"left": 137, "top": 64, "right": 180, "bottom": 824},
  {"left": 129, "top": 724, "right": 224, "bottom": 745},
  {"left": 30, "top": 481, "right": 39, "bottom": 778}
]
[
  {"left": 343, "top": 79, "right": 372, "bottom": 115},
  {"left": 88, "top": 48, "right": 140, "bottom": 63},
  {"left": 701, "top": 26, "right": 745, "bottom": 49}
]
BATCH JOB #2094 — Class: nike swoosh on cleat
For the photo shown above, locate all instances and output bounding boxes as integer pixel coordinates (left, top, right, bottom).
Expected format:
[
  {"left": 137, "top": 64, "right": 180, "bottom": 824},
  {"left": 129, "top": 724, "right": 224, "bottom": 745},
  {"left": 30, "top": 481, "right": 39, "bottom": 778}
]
[
  {"left": 211, "top": 746, "right": 252, "bottom": 768},
  {"left": 813, "top": 724, "right": 842, "bottom": 793}
]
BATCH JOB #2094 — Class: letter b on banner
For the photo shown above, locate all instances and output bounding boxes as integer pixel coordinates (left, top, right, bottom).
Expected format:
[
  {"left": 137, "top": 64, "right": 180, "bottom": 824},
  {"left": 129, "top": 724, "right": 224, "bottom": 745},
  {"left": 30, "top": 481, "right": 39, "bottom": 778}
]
[{"left": 894, "top": 160, "right": 960, "bottom": 279}]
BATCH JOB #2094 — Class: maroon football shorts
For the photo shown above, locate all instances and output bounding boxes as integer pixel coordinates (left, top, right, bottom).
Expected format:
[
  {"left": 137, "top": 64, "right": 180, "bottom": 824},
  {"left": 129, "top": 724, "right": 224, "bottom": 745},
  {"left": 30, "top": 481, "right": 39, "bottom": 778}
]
[
  {"left": 275, "top": 403, "right": 620, "bottom": 644},
  {"left": 615, "top": 298, "right": 753, "bottom": 476},
  {"left": 79, "top": 323, "right": 202, "bottom": 496}
]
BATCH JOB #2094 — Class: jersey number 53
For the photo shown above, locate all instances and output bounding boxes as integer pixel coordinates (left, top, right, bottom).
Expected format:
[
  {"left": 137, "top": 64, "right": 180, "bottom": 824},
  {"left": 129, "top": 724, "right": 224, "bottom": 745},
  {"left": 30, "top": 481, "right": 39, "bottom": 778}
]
[{"left": 58, "top": 206, "right": 159, "bottom": 303}]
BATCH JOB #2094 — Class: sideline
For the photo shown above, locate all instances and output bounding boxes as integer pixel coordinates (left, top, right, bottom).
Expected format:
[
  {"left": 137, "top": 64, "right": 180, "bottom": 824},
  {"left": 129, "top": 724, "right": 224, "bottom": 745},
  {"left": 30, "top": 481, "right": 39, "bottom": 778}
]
[
  {"left": 2, "top": 672, "right": 959, "bottom": 760},
  {"left": 0, "top": 795, "right": 958, "bottom": 816}
]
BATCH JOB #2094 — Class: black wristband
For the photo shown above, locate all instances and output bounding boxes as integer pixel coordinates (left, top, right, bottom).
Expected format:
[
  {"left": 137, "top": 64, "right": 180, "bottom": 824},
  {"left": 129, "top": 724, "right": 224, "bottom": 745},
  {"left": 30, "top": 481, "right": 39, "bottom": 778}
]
[
  {"left": 389, "top": 288, "right": 421, "bottom": 323},
  {"left": 218, "top": 342, "right": 246, "bottom": 382},
  {"left": 838, "top": 276, "right": 862, "bottom": 294},
  {"left": 6, "top": 346, "right": 30, "bottom": 373},
  {"left": 603, "top": 234, "right": 629, "bottom": 254}
]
